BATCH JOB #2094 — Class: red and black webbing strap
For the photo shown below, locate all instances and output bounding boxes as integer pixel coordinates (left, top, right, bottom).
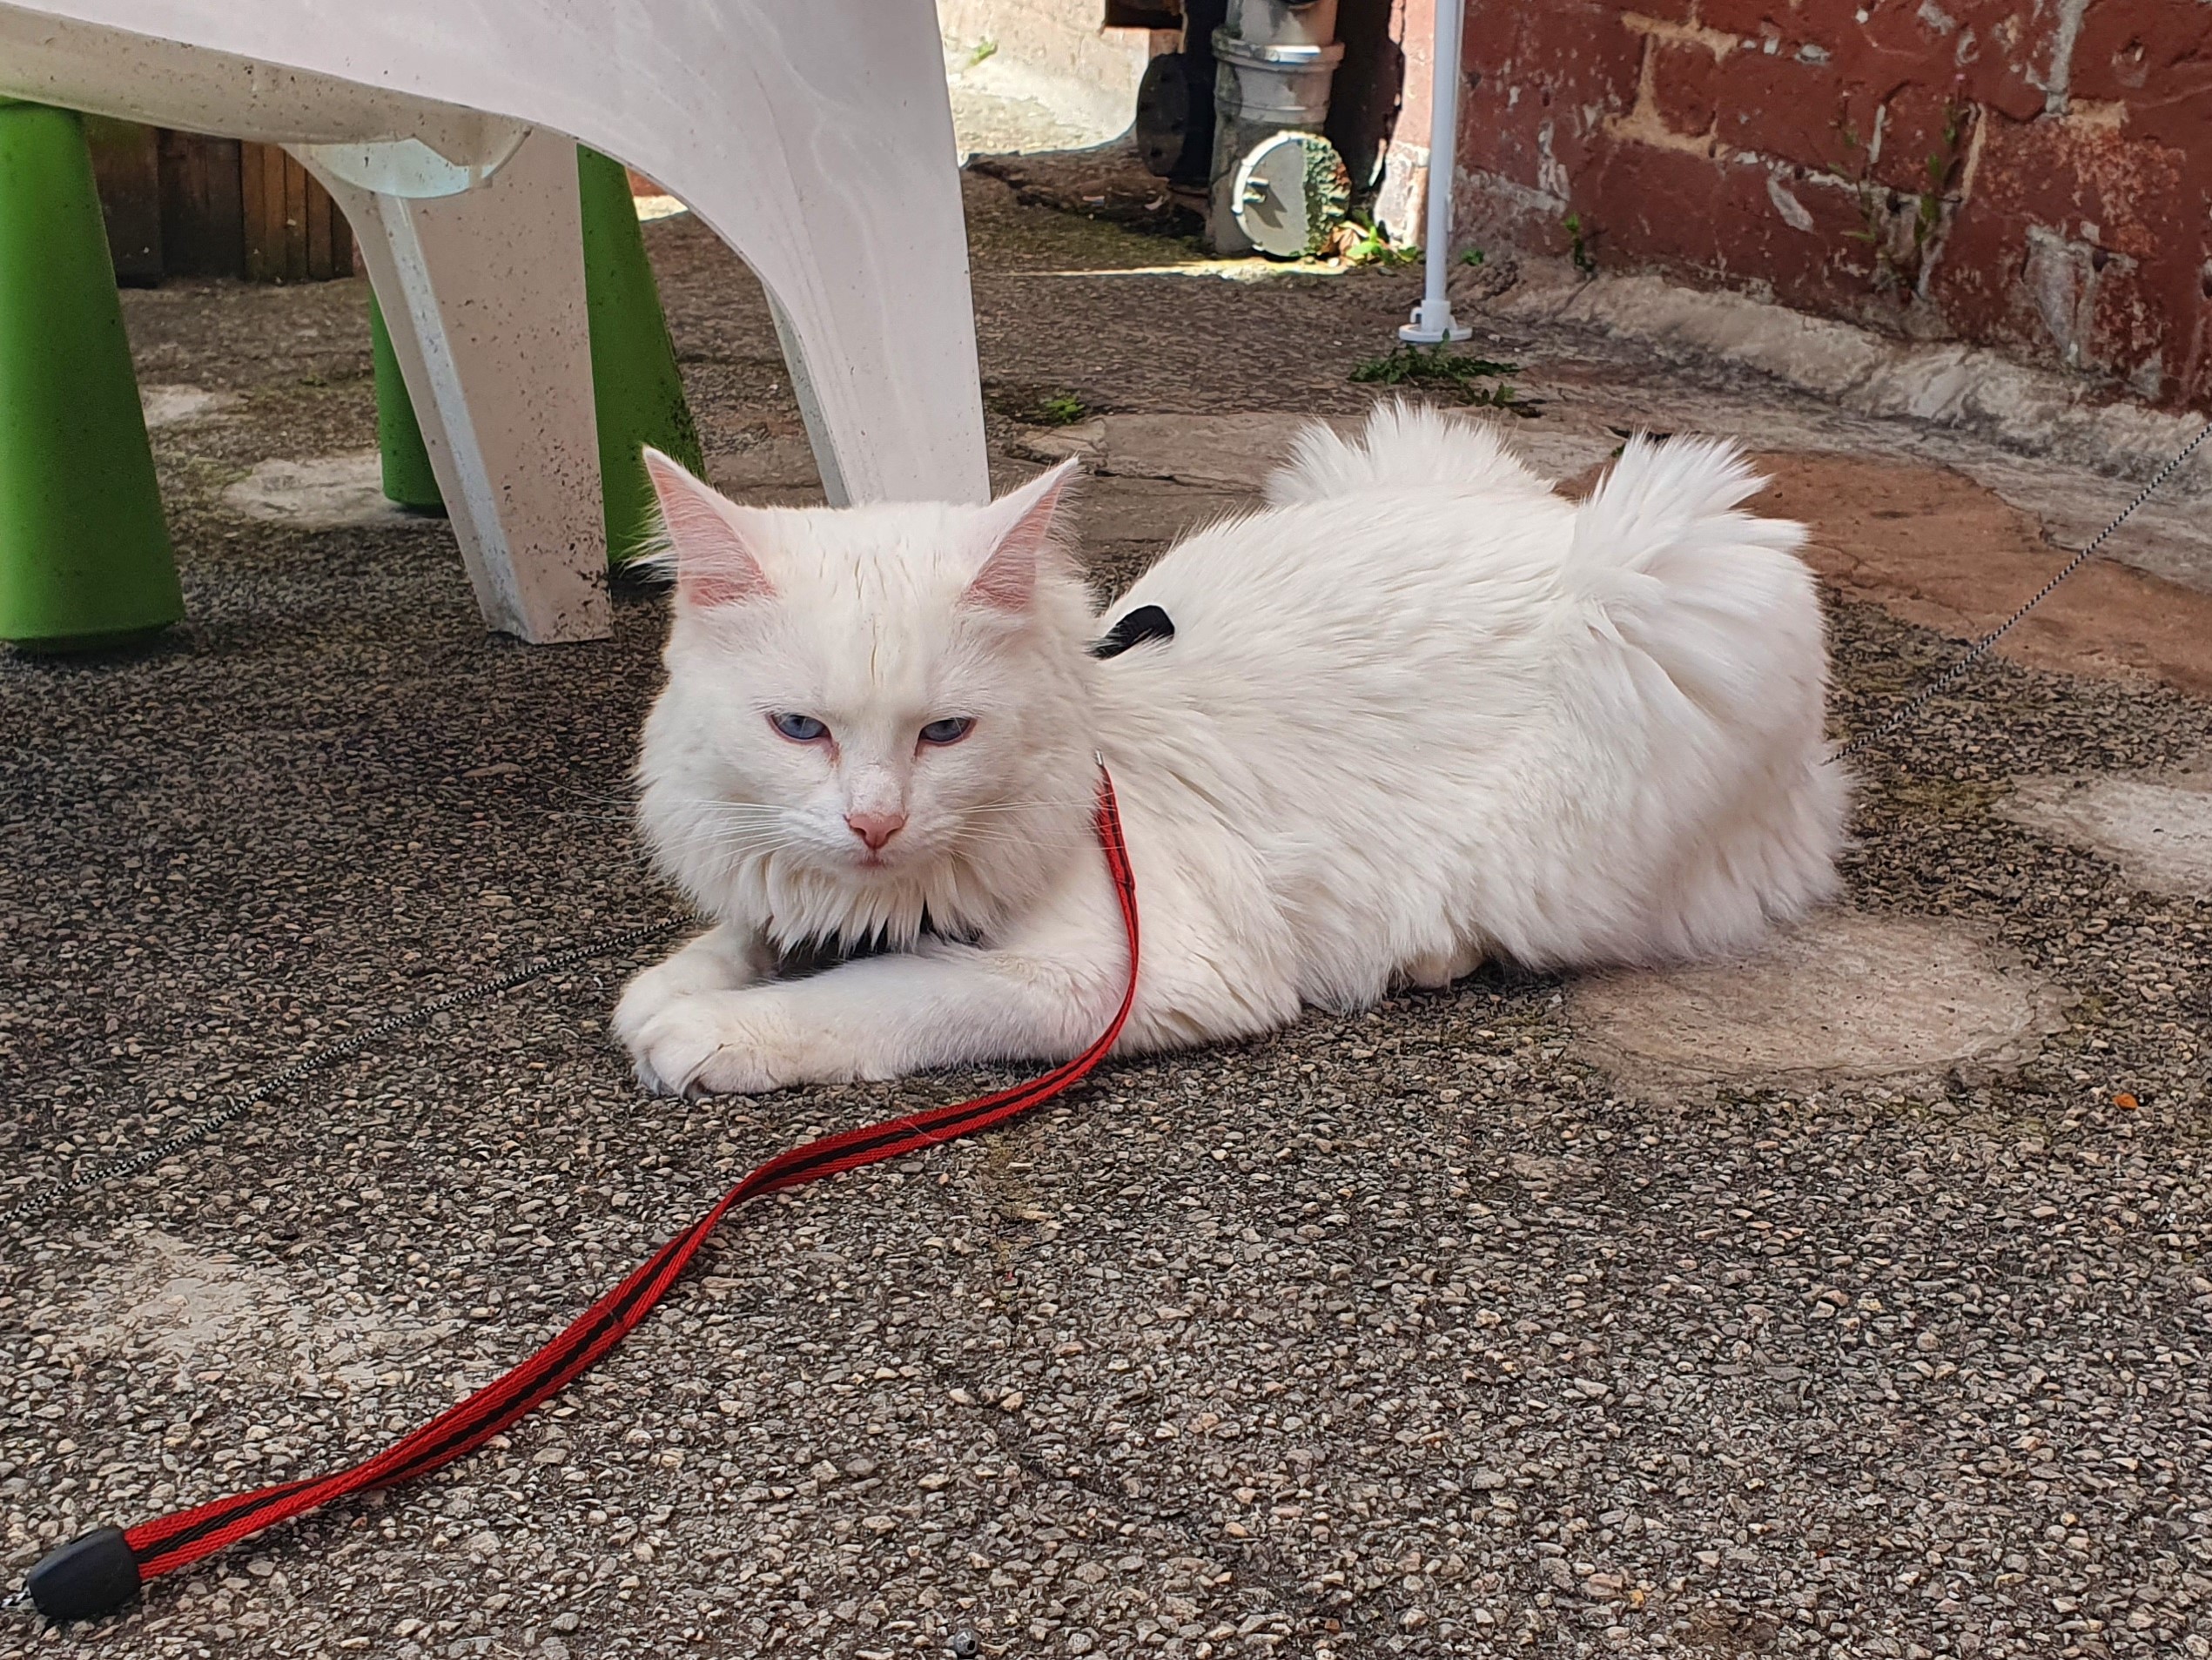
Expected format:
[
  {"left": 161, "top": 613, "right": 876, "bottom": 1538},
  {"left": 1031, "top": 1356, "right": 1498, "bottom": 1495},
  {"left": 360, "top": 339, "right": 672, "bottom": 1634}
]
[{"left": 25, "top": 772, "right": 1140, "bottom": 1624}]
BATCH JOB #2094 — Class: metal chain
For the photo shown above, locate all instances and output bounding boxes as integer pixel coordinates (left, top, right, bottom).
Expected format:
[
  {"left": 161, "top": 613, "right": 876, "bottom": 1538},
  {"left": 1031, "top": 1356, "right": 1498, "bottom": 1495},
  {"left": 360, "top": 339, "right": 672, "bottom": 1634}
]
[
  {"left": 1832, "top": 420, "right": 2212, "bottom": 765},
  {"left": 0, "top": 918, "right": 683, "bottom": 1229}
]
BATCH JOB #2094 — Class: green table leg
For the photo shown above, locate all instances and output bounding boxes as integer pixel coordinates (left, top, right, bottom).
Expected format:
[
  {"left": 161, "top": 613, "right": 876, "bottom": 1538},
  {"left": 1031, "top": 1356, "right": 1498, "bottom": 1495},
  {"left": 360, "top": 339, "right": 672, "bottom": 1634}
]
[
  {"left": 369, "top": 291, "right": 446, "bottom": 513},
  {"left": 0, "top": 99, "right": 181, "bottom": 650},
  {"left": 579, "top": 146, "right": 704, "bottom": 568},
  {"left": 370, "top": 145, "right": 704, "bottom": 568}
]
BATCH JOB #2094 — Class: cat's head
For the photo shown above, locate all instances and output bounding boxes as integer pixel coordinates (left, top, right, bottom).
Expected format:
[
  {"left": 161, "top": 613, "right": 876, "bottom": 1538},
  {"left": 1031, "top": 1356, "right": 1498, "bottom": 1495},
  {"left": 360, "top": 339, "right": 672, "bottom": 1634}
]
[{"left": 633, "top": 450, "right": 1100, "bottom": 948}]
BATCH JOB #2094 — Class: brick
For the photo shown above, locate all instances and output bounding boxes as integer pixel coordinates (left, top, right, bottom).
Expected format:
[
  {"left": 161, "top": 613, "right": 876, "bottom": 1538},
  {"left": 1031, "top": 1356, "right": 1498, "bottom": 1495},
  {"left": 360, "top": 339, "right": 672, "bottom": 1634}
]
[
  {"left": 1575, "top": 135, "right": 1730, "bottom": 268},
  {"left": 2085, "top": 254, "right": 2170, "bottom": 395},
  {"left": 2176, "top": 293, "right": 2212, "bottom": 413},
  {"left": 2070, "top": 0, "right": 2212, "bottom": 101},
  {"left": 1925, "top": 108, "right": 2204, "bottom": 401},
  {"left": 1697, "top": 0, "right": 1787, "bottom": 40},
  {"left": 1464, "top": 0, "right": 1646, "bottom": 112},
  {"left": 1968, "top": 112, "right": 2186, "bottom": 261},
  {"left": 1866, "top": 78, "right": 1973, "bottom": 197},
  {"left": 1576, "top": 135, "right": 1876, "bottom": 311},
  {"left": 1651, "top": 39, "right": 1720, "bottom": 135},
  {"left": 1711, "top": 44, "right": 1867, "bottom": 171},
  {"left": 1458, "top": 0, "right": 1648, "bottom": 202},
  {"left": 2070, "top": 0, "right": 2212, "bottom": 154}
]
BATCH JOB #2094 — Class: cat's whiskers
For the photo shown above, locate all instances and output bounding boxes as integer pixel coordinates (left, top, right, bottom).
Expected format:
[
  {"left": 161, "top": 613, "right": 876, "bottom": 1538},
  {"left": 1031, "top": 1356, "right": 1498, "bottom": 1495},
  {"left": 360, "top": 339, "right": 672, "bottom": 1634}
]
[
  {"left": 959, "top": 796, "right": 1099, "bottom": 814},
  {"left": 951, "top": 823, "right": 1090, "bottom": 852}
]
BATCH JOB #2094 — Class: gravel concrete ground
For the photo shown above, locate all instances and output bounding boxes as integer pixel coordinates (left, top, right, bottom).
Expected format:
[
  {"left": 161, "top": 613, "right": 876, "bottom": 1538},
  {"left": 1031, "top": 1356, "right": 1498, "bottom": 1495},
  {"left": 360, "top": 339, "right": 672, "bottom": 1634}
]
[{"left": 3, "top": 161, "right": 2209, "bottom": 1660}]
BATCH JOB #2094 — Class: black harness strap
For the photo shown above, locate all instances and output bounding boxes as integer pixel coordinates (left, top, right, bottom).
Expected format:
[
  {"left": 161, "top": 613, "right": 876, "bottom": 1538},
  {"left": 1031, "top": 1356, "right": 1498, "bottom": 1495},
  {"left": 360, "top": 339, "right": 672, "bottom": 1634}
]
[{"left": 1091, "top": 604, "right": 1174, "bottom": 659}]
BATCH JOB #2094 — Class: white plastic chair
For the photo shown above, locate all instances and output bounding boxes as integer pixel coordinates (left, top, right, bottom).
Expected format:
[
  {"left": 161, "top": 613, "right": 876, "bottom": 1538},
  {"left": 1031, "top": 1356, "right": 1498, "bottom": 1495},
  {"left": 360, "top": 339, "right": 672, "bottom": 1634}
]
[{"left": 0, "top": 1, "right": 991, "bottom": 643}]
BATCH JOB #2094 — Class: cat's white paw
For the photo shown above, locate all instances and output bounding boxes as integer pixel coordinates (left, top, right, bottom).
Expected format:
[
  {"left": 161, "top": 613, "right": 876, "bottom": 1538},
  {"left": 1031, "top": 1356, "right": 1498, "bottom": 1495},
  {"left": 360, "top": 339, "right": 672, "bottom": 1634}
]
[
  {"left": 629, "top": 990, "right": 812, "bottom": 1097},
  {"left": 612, "top": 929, "right": 765, "bottom": 1051}
]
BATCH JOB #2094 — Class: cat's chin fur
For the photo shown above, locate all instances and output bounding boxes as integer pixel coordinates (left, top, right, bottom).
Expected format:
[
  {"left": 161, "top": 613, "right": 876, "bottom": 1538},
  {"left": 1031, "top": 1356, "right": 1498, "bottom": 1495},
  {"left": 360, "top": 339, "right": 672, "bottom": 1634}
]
[{"left": 618, "top": 405, "right": 1848, "bottom": 1097}]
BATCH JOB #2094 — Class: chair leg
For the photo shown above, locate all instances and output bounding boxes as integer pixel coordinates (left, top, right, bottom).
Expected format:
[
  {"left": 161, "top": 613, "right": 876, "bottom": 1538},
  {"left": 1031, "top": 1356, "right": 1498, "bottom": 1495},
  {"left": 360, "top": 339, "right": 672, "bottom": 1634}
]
[
  {"left": 613, "top": 1, "right": 990, "bottom": 508},
  {"left": 299, "top": 131, "right": 609, "bottom": 643},
  {"left": 655, "top": 179, "right": 989, "bottom": 513}
]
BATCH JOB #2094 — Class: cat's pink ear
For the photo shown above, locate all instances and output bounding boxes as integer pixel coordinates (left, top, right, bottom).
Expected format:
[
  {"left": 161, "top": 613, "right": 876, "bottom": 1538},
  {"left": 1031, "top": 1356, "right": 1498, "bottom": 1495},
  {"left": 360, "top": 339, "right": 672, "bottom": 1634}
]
[
  {"left": 642, "top": 447, "right": 775, "bottom": 609},
  {"left": 964, "top": 458, "right": 1080, "bottom": 613}
]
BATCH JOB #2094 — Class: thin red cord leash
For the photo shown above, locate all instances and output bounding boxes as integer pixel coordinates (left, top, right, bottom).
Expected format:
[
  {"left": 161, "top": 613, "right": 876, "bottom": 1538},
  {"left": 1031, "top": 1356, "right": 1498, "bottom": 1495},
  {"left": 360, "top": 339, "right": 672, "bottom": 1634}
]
[{"left": 23, "top": 772, "right": 1140, "bottom": 1624}]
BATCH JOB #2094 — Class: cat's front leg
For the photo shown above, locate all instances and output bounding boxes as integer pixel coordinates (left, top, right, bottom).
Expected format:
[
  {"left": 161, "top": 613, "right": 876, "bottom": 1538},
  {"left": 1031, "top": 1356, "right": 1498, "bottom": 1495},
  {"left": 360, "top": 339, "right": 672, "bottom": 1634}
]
[
  {"left": 626, "top": 932, "right": 1126, "bottom": 1098},
  {"left": 611, "top": 923, "right": 776, "bottom": 1067}
]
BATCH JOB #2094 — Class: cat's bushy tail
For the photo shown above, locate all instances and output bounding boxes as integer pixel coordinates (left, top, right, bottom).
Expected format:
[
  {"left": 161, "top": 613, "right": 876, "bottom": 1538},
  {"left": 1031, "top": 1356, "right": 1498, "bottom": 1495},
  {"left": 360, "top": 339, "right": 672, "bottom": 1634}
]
[
  {"left": 1264, "top": 400, "right": 1551, "bottom": 507},
  {"left": 1559, "top": 433, "right": 1815, "bottom": 673},
  {"left": 1557, "top": 432, "right": 1846, "bottom": 956}
]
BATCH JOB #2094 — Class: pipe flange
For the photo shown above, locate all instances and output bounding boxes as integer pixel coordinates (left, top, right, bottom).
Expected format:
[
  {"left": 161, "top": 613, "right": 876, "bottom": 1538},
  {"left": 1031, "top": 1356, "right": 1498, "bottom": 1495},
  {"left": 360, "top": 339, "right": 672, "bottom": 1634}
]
[{"left": 1231, "top": 129, "right": 1349, "bottom": 259}]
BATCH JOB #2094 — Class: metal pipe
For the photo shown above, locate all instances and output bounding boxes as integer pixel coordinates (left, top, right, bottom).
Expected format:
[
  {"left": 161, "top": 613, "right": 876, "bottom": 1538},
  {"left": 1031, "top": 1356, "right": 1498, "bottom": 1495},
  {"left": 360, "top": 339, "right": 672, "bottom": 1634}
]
[{"left": 1399, "top": 0, "right": 1470, "bottom": 343}]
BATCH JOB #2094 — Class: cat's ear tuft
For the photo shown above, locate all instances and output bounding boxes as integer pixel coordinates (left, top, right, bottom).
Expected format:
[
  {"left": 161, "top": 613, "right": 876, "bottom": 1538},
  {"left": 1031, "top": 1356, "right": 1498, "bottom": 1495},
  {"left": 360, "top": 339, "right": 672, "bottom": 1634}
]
[
  {"left": 642, "top": 447, "right": 775, "bottom": 610},
  {"left": 964, "top": 458, "right": 1080, "bottom": 613}
]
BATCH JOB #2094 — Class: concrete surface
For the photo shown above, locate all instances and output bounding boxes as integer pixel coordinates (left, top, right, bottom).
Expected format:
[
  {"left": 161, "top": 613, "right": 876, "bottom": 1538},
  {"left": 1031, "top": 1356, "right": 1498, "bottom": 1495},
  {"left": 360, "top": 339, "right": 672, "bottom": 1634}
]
[
  {"left": 139, "top": 386, "right": 239, "bottom": 432},
  {"left": 1570, "top": 914, "right": 2068, "bottom": 1088},
  {"left": 939, "top": 2, "right": 1153, "bottom": 165},
  {"left": 1481, "top": 259, "right": 2212, "bottom": 601},
  {"left": 2000, "top": 773, "right": 2212, "bottom": 904},
  {"left": 2, "top": 164, "right": 2209, "bottom": 1660},
  {"left": 219, "top": 453, "right": 418, "bottom": 530}
]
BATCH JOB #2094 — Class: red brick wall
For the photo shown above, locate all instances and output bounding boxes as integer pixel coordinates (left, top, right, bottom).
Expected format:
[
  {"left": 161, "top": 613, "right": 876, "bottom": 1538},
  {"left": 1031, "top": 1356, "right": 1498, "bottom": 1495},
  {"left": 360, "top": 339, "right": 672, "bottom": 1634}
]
[{"left": 1441, "top": 0, "right": 2212, "bottom": 412}]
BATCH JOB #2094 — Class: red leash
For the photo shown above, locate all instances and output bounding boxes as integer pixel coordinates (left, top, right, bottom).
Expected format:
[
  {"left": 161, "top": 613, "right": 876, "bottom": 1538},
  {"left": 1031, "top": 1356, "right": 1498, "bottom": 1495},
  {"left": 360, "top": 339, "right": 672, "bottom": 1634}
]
[{"left": 25, "top": 772, "right": 1140, "bottom": 1623}]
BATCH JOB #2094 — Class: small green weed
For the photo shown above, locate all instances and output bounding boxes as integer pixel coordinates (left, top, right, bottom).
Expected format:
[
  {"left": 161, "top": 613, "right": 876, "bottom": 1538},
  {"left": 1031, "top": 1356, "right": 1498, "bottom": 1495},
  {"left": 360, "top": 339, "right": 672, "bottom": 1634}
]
[
  {"left": 1338, "top": 214, "right": 1421, "bottom": 267},
  {"left": 967, "top": 37, "right": 998, "bottom": 66},
  {"left": 1840, "top": 103, "right": 1970, "bottom": 297},
  {"left": 1033, "top": 392, "right": 1091, "bottom": 426},
  {"left": 1460, "top": 247, "right": 1486, "bottom": 266},
  {"left": 984, "top": 384, "right": 1098, "bottom": 427},
  {"left": 1351, "top": 343, "right": 1530, "bottom": 411},
  {"left": 1563, "top": 212, "right": 1597, "bottom": 277}
]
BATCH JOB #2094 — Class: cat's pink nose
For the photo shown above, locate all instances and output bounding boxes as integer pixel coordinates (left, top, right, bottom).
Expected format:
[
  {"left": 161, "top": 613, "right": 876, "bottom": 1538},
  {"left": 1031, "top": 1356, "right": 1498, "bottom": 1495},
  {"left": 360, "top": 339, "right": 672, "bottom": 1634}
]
[{"left": 845, "top": 811, "right": 906, "bottom": 851}]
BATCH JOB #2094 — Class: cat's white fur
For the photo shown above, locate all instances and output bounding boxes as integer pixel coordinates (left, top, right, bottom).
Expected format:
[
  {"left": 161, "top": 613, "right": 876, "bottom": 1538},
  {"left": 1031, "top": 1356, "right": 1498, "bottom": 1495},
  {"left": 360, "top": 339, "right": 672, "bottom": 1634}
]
[{"left": 616, "top": 403, "right": 1846, "bottom": 1095}]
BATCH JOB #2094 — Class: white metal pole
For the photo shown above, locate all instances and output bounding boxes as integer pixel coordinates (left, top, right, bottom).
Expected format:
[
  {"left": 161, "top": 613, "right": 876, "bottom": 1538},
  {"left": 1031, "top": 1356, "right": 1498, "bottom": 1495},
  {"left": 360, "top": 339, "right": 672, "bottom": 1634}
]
[{"left": 1400, "top": 0, "right": 1471, "bottom": 343}]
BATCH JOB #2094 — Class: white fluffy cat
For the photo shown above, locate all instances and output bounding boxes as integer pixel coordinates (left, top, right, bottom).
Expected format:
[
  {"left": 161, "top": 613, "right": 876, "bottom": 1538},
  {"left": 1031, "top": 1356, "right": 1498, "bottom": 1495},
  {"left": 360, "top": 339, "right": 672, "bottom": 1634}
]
[{"left": 615, "top": 403, "right": 1846, "bottom": 1096}]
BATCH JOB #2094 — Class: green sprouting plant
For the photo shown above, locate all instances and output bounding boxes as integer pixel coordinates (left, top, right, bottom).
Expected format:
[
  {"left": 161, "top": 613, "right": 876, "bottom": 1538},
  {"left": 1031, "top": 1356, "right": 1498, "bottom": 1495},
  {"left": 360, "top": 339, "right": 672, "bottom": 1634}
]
[
  {"left": 983, "top": 383, "right": 1097, "bottom": 426},
  {"left": 1338, "top": 212, "right": 1421, "bottom": 267},
  {"left": 1460, "top": 247, "right": 1486, "bottom": 266},
  {"left": 967, "top": 37, "right": 998, "bottom": 67},
  {"left": 1910, "top": 102, "right": 1970, "bottom": 271},
  {"left": 1563, "top": 212, "right": 1597, "bottom": 277},
  {"left": 1350, "top": 343, "right": 1530, "bottom": 411},
  {"left": 1839, "top": 102, "right": 1970, "bottom": 297}
]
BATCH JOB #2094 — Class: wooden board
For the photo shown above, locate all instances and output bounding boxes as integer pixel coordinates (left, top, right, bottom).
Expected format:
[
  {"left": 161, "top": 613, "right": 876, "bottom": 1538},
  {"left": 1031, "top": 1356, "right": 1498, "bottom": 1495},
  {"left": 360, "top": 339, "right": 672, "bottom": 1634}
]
[
  {"left": 157, "top": 130, "right": 244, "bottom": 277},
  {"left": 79, "top": 130, "right": 358, "bottom": 283},
  {"left": 237, "top": 142, "right": 352, "bottom": 282},
  {"left": 81, "top": 115, "right": 164, "bottom": 284}
]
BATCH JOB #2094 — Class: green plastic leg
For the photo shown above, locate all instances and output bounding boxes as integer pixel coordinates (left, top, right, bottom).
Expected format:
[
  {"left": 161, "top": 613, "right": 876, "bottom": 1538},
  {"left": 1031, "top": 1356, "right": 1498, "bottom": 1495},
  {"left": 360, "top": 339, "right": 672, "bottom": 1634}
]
[
  {"left": 368, "top": 291, "right": 445, "bottom": 513},
  {"left": 368, "top": 145, "right": 703, "bottom": 567},
  {"left": 577, "top": 146, "right": 703, "bottom": 567},
  {"left": 0, "top": 99, "right": 181, "bottom": 650}
]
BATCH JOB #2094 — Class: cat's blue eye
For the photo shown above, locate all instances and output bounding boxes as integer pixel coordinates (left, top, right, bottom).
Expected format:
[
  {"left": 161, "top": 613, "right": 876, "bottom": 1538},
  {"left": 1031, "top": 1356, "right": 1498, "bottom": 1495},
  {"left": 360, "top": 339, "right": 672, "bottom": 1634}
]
[
  {"left": 770, "top": 712, "right": 828, "bottom": 743},
  {"left": 918, "top": 716, "right": 975, "bottom": 746}
]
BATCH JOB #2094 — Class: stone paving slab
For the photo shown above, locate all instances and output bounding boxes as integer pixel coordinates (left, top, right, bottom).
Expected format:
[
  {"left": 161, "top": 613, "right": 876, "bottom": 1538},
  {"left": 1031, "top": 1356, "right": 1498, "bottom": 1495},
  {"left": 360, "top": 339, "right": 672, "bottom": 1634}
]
[
  {"left": 2000, "top": 770, "right": 2212, "bottom": 902},
  {"left": 1570, "top": 913, "right": 2069, "bottom": 1089},
  {"left": 219, "top": 452, "right": 419, "bottom": 531}
]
